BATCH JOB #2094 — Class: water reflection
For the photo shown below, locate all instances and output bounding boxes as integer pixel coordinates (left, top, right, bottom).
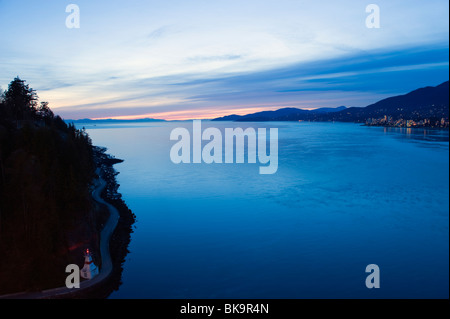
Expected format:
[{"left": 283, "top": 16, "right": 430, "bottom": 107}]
[
  {"left": 381, "top": 126, "right": 449, "bottom": 143},
  {"left": 80, "top": 121, "right": 448, "bottom": 299}
]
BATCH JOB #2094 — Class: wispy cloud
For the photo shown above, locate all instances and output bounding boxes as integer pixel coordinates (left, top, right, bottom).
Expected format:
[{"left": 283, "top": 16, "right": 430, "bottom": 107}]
[
  {"left": 37, "top": 45, "right": 450, "bottom": 119},
  {"left": 0, "top": 0, "right": 448, "bottom": 119}
]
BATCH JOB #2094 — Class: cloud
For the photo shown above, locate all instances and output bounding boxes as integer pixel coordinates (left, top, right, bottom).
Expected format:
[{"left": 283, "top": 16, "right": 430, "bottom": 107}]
[
  {"left": 187, "top": 55, "right": 242, "bottom": 63},
  {"left": 54, "top": 44, "right": 448, "bottom": 120},
  {"left": 0, "top": 0, "right": 448, "bottom": 119},
  {"left": 146, "top": 26, "right": 171, "bottom": 40}
]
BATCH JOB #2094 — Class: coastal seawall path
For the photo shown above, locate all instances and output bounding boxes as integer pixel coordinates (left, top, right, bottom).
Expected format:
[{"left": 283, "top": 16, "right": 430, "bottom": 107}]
[{"left": 0, "top": 169, "right": 119, "bottom": 299}]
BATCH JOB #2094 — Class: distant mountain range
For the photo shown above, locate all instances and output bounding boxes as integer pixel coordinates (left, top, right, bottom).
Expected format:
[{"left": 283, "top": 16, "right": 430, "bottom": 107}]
[
  {"left": 212, "top": 106, "right": 347, "bottom": 121},
  {"left": 66, "top": 82, "right": 449, "bottom": 124},
  {"left": 213, "top": 81, "right": 449, "bottom": 122},
  {"left": 66, "top": 118, "right": 166, "bottom": 124}
]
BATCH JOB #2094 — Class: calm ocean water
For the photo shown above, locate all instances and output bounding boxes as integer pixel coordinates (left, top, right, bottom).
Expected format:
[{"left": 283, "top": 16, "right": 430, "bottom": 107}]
[{"left": 80, "top": 121, "right": 449, "bottom": 299}]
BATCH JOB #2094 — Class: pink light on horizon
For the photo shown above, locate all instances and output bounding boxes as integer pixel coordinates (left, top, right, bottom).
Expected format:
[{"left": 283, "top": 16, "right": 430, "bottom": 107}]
[
  {"left": 91, "top": 106, "right": 283, "bottom": 121},
  {"left": 90, "top": 104, "right": 324, "bottom": 121}
]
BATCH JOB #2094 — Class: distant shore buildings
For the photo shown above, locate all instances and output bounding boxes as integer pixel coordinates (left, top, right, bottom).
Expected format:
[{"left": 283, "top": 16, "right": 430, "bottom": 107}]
[{"left": 365, "top": 115, "right": 449, "bottom": 128}]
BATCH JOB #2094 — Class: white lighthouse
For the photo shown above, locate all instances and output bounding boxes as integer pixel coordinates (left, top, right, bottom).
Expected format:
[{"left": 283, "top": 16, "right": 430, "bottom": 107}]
[{"left": 80, "top": 249, "right": 99, "bottom": 280}]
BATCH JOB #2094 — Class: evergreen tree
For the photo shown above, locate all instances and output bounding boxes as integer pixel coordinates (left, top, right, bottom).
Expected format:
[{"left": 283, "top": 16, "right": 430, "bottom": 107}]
[{"left": 3, "top": 77, "right": 38, "bottom": 121}]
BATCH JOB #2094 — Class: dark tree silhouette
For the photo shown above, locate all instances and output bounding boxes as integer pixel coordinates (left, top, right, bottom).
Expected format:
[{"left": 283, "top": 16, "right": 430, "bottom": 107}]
[
  {"left": 0, "top": 87, "right": 5, "bottom": 118},
  {"left": 0, "top": 77, "right": 99, "bottom": 294},
  {"left": 3, "top": 77, "right": 38, "bottom": 121},
  {"left": 37, "top": 101, "right": 54, "bottom": 124},
  {"left": 0, "top": 77, "right": 135, "bottom": 296}
]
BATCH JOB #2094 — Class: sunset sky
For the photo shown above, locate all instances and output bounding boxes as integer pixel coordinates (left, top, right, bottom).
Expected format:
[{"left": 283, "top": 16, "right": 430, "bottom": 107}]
[{"left": 0, "top": 0, "right": 448, "bottom": 120}]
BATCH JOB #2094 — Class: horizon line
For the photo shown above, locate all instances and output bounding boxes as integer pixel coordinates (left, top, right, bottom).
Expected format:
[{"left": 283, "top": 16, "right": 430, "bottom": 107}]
[{"left": 68, "top": 105, "right": 343, "bottom": 122}]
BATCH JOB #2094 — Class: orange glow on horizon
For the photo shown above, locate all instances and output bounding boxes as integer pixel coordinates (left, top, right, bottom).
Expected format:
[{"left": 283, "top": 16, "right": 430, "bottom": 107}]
[
  {"left": 91, "top": 105, "right": 320, "bottom": 121},
  {"left": 91, "top": 107, "right": 281, "bottom": 121}
]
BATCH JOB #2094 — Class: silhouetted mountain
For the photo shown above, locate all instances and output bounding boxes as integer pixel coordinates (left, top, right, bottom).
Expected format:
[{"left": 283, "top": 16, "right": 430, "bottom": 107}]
[
  {"left": 327, "top": 81, "right": 449, "bottom": 122},
  {"left": 212, "top": 106, "right": 347, "bottom": 121},
  {"left": 66, "top": 118, "right": 166, "bottom": 124},
  {"left": 312, "top": 106, "right": 347, "bottom": 113},
  {"left": 212, "top": 82, "right": 449, "bottom": 122}
]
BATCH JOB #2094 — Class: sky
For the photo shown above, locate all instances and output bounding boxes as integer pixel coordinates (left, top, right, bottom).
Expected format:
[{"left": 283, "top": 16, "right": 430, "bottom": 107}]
[{"left": 0, "top": 0, "right": 448, "bottom": 120}]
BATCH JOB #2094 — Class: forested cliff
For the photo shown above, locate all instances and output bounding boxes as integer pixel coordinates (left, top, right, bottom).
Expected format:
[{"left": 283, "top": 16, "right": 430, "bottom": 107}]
[{"left": 0, "top": 77, "right": 102, "bottom": 293}]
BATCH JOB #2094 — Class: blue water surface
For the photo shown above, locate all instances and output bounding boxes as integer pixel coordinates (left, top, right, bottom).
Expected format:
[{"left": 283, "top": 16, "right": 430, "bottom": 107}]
[{"left": 80, "top": 121, "right": 449, "bottom": 299}]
